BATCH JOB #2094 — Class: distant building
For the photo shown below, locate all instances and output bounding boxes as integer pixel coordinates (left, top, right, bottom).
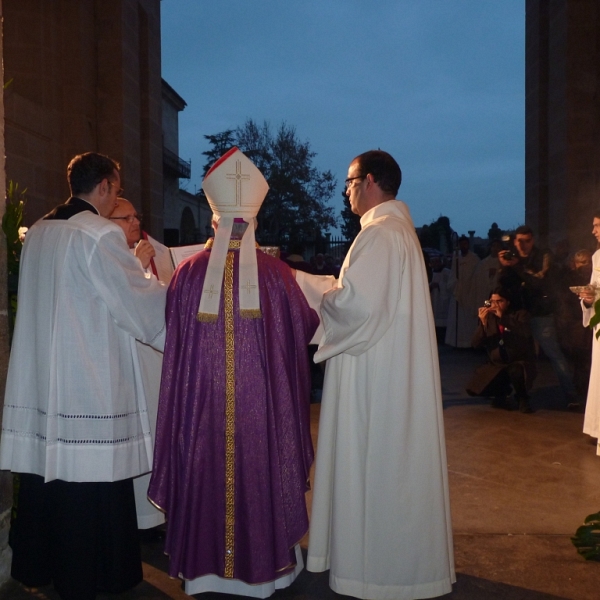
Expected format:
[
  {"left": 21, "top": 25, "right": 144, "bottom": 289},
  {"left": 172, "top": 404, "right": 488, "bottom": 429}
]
[{"left": 162, "top": 79, "right": 211, "bottom": 246}]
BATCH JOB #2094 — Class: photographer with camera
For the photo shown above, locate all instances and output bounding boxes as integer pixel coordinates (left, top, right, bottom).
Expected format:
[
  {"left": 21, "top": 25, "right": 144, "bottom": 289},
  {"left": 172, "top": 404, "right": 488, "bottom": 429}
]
[
  {"left": 497, "top": 225, "right": 579, "bottom": 408},
  {"left": 467, "top": 287, "right": 537, "bottom": 413}
]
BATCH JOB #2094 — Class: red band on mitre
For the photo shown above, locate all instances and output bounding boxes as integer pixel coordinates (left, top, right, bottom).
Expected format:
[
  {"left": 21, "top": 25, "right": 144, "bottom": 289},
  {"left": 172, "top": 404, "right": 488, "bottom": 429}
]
[{"left": 205, "top": 146, "right": 239, "bottom": 178}]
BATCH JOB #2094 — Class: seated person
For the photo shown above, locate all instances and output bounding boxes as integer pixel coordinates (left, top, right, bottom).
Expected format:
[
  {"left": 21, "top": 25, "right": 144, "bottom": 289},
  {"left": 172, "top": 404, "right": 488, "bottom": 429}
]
[{"left": 467, "top": 287, "right": 537, "bottom": 413}]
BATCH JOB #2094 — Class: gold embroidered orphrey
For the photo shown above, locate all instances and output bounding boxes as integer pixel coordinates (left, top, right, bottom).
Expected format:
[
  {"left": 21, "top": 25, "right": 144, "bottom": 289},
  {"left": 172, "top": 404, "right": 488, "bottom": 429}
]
[
  {"left": 223, "top": 251, "right": 236, "bottom": 578},
  {"left": 226, "top": 159, "right": 251, "bottom": 205}
]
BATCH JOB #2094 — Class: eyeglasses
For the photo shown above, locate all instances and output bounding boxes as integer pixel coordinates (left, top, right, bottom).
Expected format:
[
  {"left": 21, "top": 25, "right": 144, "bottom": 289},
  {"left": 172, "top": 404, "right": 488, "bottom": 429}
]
[
  {"left": 344, "top": 176, "right": 365, "bottom": 190},
  {"left": 489, "top": 299, "right": 507, "bottom": 305},
  {"left": 107, "top": 180, "right": 124, "bottom": 196},
  {"left": 110, "top": 214, "right": 142, "bottom": 224}
]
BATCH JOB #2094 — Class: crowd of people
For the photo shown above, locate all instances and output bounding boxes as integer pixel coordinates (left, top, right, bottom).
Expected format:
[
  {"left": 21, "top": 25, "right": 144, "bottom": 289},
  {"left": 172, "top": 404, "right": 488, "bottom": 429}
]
[{"left": 427, "top": 226, "right": 594, "bottom": 413}]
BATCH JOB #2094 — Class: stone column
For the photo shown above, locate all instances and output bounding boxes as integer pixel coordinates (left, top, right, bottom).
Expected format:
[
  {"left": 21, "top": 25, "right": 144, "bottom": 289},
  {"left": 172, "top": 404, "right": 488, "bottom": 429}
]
[
  {"left": 526, "top": 0, "right": 600, "bottom": 249},
  {"left": 0, "top": 0, "right": 15, "bottom": 586}
]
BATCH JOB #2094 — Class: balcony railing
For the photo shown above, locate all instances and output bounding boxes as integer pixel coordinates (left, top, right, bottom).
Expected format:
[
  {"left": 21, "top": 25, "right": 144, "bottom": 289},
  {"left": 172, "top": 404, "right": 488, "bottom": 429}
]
[{"left": 163, "top": 147, "right": 191, "bottom": 179}]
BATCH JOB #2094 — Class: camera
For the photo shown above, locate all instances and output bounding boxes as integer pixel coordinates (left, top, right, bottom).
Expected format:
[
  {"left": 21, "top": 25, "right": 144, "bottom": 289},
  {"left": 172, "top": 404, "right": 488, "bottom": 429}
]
[
  {"left": 499, "top": 235, "right": 516, "bottom": 261},
  {"left": 483, "top": 300, "right": 492, "bottom": 308}
]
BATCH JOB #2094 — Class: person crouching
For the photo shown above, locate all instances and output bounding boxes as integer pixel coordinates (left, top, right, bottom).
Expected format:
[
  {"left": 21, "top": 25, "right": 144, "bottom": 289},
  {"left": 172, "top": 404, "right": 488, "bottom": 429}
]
[{"left": 467, "top": 287, "right": 537, "bottom": 413}]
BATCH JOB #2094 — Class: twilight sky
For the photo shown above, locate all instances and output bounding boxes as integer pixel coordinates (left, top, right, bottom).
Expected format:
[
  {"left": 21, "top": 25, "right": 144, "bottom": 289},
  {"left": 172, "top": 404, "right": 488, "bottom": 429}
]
[{"left": 160, "top": 0, "right": 524, "bottom": 238}]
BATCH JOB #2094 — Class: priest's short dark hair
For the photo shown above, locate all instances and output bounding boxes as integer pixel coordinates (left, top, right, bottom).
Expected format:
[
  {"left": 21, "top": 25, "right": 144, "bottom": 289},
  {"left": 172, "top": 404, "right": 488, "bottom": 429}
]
[
  {"left": 67, "top": 152, "right": 120, "bottom": 196},
  {"left": 354, "top": 150, "right": 402, "bottom": 197}
]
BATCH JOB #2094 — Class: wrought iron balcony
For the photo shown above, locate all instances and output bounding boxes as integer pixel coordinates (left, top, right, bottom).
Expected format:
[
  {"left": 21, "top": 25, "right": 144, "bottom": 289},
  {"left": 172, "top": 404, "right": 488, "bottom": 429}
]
[{"left": 163, "top": 147, "right": 191, "bottom": 179}]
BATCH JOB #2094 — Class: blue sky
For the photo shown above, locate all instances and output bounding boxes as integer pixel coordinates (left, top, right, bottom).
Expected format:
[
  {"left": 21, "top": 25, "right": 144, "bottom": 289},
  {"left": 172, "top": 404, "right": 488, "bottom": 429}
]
[{"left": 161, "top": 0, "right": 524, "bottom": 238}]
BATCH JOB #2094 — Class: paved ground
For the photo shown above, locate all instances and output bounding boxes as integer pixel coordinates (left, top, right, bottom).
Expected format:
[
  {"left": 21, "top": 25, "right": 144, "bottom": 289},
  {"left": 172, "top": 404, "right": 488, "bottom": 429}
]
[{"left": 2, "top": 345, "right": 600, "bottom": 599}]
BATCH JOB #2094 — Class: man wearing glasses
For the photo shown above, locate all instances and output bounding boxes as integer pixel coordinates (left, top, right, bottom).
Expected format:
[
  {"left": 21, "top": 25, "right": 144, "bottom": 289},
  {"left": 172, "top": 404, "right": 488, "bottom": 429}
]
[
  {"left": 0, "top": 152, "right": 166, "bottom": 600},
  {"left": 295, "top": 150, "right": 454, "bottom": 599},
  {"left": 109, "top": 197, "right": 173, "bottom": 535},
  {"left": 109, "top": 197, "right": 173, "bottom": 283}
]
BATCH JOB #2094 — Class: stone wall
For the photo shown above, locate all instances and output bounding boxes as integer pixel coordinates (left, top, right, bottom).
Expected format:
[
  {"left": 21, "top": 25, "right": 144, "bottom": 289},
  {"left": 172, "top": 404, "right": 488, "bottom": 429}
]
[
  {"left": 526, "top": 0, "right": 600, "bottom": 250},
  {"left": 0, "top": 0, "right": 162, "bottom": 587},
  {"left": 0, "top": 0, "right": 14, "bottom": 586},
  {"left": 2, "top": 0, "right": 163, "bottom": 238}
]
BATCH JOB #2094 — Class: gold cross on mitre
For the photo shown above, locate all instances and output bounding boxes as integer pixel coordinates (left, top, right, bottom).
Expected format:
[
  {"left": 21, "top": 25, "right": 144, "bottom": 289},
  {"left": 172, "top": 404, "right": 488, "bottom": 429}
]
[{"left": 225, "top": 160, "right": 251, "bottom": 205}]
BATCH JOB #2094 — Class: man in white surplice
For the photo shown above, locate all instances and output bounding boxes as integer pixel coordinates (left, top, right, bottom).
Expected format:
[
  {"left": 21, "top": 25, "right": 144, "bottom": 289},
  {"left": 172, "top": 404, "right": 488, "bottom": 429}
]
[
  {"left": 109, "top": 197, "right": 174, "bottom": 531},
  {"left": 295, "top": 150, "right": 455, "bottom": 600},
  {"left": 0, "top": 153, "right": 166, "bottom": 600}
]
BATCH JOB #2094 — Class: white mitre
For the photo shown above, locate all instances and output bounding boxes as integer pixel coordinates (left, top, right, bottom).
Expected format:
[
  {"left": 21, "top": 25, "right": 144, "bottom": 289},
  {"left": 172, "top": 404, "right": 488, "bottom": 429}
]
[{"left": 197, "top": 146, "right": 269, "bottom": 322}]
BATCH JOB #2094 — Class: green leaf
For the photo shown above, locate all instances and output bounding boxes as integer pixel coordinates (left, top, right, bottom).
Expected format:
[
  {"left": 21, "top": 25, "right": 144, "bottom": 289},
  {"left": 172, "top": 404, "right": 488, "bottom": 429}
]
[
  {"left": 572, "top": 512, "right": 600, "bottom": 560},
  {"left": 590, "top": 300, "right": 600, "bottom": 339}
]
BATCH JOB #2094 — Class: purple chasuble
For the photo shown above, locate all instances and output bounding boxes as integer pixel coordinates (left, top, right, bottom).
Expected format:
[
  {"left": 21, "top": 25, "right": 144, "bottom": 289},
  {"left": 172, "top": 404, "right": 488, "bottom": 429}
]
[{"left": 148, "top": 245, "right": 318, "bottom": 584}]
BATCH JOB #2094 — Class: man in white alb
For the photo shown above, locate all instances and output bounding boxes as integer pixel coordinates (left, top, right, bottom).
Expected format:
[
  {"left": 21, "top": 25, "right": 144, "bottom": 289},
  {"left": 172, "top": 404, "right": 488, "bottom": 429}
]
[
  {"left": 295, "top": 150, "right": 455, "bottom": 599},
  {"left": 445, "top": 235, "right": 480, "bottom": 347},
  {"left": 578, "top": 212, "right": 600, "bottom": 452}
]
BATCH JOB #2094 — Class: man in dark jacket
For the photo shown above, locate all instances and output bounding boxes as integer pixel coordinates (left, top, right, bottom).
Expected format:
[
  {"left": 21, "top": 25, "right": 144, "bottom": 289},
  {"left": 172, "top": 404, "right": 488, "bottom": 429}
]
[{"left": 497, "top": 225, "right": 578, "bottom": 407}]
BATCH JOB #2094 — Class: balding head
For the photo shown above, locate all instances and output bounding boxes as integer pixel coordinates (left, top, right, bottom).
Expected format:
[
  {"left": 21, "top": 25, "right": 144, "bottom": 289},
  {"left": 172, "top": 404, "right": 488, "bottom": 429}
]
[{"left": 109, "top": 198, "right": 142, "bottom": 248}]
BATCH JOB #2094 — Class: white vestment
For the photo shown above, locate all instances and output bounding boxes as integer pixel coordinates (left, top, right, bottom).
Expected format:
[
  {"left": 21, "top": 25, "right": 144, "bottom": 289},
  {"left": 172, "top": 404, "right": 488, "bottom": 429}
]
[
  {"left": 297, "top": 200, "right": 455, "bottom": 600},
  {"left": 132, "top": 235, "right": 174, "bottom": 528},
  {"left": 429, "top": 268, "right": 451, "bottom": 327},
  {"left": 445, "top": 251, "right": 479, "bottom": 348},
  {"left": 471, "top": 254, "right": 500, "bottom": 306},
  {"left": 184, "top": 546, "right": 303, "bottom": 598},
  {"left": 583, "top": 249, "right": 600, "bottom": 452},
  {"left": 0, "top": 212, "right": 166, "bottom": 482}
]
